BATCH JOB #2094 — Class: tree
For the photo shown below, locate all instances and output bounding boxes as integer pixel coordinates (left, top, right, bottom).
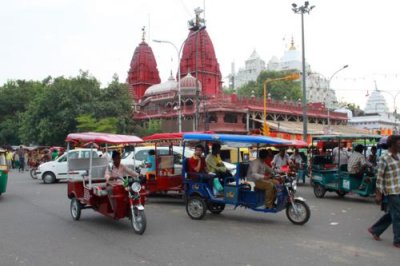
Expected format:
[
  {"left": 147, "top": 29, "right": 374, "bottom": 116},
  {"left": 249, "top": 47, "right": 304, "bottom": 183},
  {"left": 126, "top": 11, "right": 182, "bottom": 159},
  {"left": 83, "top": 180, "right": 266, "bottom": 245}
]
[
  {"left": 237, "top": 70, "right": 301, "bottom": 101},
  {"left": 0, "top": 80, "right": 44, "bottom": 145},
  {"left": 19, "top": 73, "right": 101, "bottom": 145},
  {"left": 76, "top": 114, "right": 118, "bottom": 133},
  {"left": 338, "top": 102, "right": 364, "bottom": 116}
]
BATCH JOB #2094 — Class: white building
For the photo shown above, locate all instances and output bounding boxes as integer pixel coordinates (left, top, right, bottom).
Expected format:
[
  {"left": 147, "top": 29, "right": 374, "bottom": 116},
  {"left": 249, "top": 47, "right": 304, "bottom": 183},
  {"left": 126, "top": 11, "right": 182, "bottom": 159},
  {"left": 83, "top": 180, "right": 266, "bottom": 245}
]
[
  {"left": 235, "top": 50, "right": 265, "bottom": 88},
  {"left": 267, "top": 39, "right": 337, "bottom": 106},
  {"left": 349, "top": 89, "right": 398, "bottom": 133}
]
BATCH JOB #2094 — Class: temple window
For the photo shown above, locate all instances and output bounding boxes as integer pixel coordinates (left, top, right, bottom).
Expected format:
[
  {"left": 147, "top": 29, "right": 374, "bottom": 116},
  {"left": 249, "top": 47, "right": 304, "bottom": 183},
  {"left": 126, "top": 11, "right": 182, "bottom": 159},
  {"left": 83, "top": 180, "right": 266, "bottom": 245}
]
[{"left": 224, "top": 113, "right": 238, "bottom": 123}]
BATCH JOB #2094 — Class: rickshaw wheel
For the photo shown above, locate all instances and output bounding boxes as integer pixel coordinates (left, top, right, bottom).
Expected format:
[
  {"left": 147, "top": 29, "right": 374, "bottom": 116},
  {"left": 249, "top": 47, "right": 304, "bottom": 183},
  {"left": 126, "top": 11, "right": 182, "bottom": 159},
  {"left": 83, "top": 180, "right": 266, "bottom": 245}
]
[
  {"left": 286, "top": 199, "right": 311, "bottom": 225},
  {"left": 130, "top": 209, "right": 146, "bottom": 235},
  {"left": 207, "top": 202, "right": 225, "bottom": 214},
  {"left": 70, "top": 198, "right": 81, "bottom": 221},
  {"left": 43, "top": 172, "right": 56, "bottom": 184},
  {"left": 30, "top": 169, "right": 37, "bottom": 179},
  {"left": 186, "top": 196, "right": 207, "bottom": 220},
  {"left": 313, "top": 184, "right": 326, "bottom": 198},
  {"left": 336, "top": 191, "right": 347, "bottom": 198}
]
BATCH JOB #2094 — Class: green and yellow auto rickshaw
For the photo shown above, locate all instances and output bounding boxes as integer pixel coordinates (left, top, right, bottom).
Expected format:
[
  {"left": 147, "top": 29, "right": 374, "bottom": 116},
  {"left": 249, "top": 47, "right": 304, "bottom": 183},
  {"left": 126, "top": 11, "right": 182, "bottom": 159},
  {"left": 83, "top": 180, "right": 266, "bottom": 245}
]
[
  {"left": 310, "top": 134, "right": 381, "bottom": 198},
  {"left": 0, "top": 149, "right": 9, "bottom": 196}
]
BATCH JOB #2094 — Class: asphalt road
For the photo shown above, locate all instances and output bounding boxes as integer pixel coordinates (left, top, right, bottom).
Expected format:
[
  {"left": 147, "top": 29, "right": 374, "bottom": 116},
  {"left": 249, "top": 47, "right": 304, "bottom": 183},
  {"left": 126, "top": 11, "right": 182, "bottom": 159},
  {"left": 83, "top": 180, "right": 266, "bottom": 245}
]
[{"left": 1, "top": 171, "right": 399, "bottom": 266}]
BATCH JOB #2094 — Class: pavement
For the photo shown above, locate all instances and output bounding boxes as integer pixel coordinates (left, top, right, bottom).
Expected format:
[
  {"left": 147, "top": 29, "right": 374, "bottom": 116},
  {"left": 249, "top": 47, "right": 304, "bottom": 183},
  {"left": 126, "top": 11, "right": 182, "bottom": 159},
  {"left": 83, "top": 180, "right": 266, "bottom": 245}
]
[{"left": 0, "top": 170, "right": 399, "bottom": 266}]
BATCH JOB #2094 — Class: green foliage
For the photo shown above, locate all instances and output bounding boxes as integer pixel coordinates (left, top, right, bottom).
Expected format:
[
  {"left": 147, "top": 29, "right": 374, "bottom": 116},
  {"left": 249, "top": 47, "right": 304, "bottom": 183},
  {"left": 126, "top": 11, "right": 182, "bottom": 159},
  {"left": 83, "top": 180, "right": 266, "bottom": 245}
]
[
  {"left": 76, "top": 114, "right": 118, "bottom": 133},
  {"left": 132, "top": 119, "right": 162, "bottom": 137},
  {"left": 237, "top": 70, "right": 302, "bottom": 101},
  {"left": 0, "top": 72, "right": 134, "bottom": 146},
  {"left": 338, "top": 102, "right": 364, "bottom": 116}
]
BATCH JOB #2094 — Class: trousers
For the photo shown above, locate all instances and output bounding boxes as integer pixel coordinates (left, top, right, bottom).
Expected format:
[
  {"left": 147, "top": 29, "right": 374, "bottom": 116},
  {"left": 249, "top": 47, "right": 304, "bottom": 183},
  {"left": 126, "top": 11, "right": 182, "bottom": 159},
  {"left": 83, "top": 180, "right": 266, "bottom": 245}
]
[
  {"left": 255, "top": 180, "right": 276, "bottom": 208},
  {"left": 370, "top": 194, "right": 400, "bottom": 244}
]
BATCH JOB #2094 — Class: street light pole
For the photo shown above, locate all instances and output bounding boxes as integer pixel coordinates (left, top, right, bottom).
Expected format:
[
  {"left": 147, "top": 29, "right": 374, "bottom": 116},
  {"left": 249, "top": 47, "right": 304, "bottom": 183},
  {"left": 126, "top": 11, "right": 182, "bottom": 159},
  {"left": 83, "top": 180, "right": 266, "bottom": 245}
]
[
  {"left": 153, "top": 29, "right": 202, "bottom": 133},
  {"left": 326, "top": 65, "right": 348, "bottom": 133},
  {"left": 292, "top": 1, "right": 315, "bottom": 142}
]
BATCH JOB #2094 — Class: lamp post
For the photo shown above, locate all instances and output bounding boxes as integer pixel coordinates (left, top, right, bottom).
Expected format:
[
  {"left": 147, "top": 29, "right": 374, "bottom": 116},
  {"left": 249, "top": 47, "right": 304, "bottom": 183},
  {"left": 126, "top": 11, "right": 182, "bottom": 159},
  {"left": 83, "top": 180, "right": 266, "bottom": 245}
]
[
  {"left": 292, "top": 1, "right": 315, "bottom": 142},
  {"left": 153, "top": 29, "right": 202, "bottom": 133},
  {"left": 326, "top": 65, "right": 349, "bottom": 133},
  {"left": 376, "top": 89, "right": 400, "bottom": 133}
]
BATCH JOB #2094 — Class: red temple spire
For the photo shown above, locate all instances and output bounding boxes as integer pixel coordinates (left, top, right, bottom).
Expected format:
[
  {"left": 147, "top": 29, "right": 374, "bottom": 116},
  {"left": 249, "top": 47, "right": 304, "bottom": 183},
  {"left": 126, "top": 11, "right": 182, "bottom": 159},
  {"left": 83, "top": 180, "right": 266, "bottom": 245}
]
[{"left": 127, "top": 27, "right": 161, "bottom": 101}]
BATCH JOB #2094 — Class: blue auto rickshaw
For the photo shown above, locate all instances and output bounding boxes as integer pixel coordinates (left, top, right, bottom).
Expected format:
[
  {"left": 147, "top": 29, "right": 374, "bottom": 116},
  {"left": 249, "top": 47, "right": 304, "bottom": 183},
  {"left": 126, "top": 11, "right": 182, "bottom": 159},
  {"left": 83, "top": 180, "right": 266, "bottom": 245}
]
[
  {"left": 182, "top": 133, "right": 311, "bottom": 225},
  {"left": 310, "top": 134, "right": 381, "bottom": 198}
]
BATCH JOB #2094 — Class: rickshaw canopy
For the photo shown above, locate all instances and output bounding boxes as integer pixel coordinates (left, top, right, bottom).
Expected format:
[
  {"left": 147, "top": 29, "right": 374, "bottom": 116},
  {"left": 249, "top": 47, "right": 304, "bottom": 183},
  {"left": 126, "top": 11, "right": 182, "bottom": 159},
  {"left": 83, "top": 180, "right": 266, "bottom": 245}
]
[
  {"left": 182, "top": 133, "right": 290, "bottom": 146},
  {"left": 312, "top": 134, "right": 381, "bottom": 141},
  {"left": 143, "top": 132, "right": 184, "bottom": 142},
  {"left": 66, "top": 132, "right": 143, "bottom": 145}
]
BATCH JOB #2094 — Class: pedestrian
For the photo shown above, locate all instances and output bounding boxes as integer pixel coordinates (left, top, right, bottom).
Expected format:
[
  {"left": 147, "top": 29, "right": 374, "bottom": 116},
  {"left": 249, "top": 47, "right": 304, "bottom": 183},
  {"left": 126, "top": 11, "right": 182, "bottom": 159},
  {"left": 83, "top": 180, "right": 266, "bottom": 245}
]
[
  {"left": 368, "top": 135, "right": 400, "bottom": 248},
  {"left": 6, "top": 150, "right": 13, "bottom": 170},
  {"left": 17, "top": 145, "right": 25, "bottom": 172}
]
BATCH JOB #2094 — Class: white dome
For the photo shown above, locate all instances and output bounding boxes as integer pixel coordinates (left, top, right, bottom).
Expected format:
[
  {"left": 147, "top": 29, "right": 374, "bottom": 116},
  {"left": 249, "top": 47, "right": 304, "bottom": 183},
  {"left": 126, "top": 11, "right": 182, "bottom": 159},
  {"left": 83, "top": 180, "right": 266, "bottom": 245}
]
[{"left": 144, "top": 74, "right": 177, "bottom": 96}]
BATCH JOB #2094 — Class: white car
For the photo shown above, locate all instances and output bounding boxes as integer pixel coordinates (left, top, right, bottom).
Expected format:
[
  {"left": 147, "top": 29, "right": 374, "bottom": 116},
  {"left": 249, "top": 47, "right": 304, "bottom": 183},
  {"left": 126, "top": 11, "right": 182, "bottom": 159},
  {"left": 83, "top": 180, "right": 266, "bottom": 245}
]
[
  {"left": 37, "top": 149, "right": 99, "bottom": 184},
  {"left": 121, "top": 146, "right": 236, "bottom": 176}
]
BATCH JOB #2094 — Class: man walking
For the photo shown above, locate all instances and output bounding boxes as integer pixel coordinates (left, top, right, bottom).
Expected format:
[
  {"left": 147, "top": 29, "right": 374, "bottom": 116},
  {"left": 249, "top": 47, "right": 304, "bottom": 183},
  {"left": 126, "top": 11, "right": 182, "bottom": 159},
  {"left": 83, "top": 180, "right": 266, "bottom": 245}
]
[
  {"left": 368, "top": 135, "right": 400, "bottom": 248},
  {"left": 17, "top": 146, "right": 25, "bottom": 172}
]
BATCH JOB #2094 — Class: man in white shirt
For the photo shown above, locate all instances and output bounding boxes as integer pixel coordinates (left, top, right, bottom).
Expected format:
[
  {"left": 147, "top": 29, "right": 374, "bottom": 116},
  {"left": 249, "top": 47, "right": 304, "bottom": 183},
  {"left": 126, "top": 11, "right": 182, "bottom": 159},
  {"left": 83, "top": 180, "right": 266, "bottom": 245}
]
[
  {"left": 333, "top": 143, "right": 349, "bottom": 167},
  {"left": 105, "top": 151, "right": 139, "bottom": 210},
  {"left": 272, "top": 148, "right": 290, "bottom": 171},
  {"left": 247, "top": 150, "right": 276, "bottom": 208}
]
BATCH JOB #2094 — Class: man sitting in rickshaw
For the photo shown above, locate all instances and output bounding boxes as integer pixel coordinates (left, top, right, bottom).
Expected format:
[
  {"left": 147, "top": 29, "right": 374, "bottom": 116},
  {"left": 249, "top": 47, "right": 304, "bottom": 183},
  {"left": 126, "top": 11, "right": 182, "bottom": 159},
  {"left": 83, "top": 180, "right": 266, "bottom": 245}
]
[
  {"left": 105, "top": 151, "right": 139, "bottom": 209},
  {"left": 289, "top": 148, "right": 303, "bottom": 170},
  {"left": 348, "top": 144, "right": 373, "bottom": 183},
  {"left": 145, "top": 149, "right": 156, "bottom": 179},
  {"left": 206, "top": 143, "right": 233, "bottom": 184},
  {"left": 247, "top": 150, "right": 276, "bottom": 208},
  {"left": 187, "top": 144, "right": 208, "bottom": 178},
  {"left": 272, "top": 148, "right": 289, "bottom": 171},
  {"left": 368, "top": 146, "right": 378, "bottom": 167}
]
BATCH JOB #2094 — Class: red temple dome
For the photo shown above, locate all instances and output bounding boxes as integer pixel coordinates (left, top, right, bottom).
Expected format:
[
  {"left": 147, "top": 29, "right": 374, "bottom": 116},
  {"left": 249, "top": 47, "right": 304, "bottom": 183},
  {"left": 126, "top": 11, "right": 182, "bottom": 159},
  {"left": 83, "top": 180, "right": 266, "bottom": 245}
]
[
  {"left": 180, "top": 73, "right": 201, "bottom": 96},
  {"left": 180, "top": 27, "right": 222, "bottom": 97},
  {"left": 127, "top": 30, "right": 160, "bottom": 101}
]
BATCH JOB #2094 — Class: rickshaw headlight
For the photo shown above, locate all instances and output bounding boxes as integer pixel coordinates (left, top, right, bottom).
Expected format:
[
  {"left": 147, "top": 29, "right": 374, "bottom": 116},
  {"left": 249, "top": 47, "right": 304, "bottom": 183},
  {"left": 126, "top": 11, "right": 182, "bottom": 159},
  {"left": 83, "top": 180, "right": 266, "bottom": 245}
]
[{"left": 131, "top": 182, "right": 141, "bottom": 193}]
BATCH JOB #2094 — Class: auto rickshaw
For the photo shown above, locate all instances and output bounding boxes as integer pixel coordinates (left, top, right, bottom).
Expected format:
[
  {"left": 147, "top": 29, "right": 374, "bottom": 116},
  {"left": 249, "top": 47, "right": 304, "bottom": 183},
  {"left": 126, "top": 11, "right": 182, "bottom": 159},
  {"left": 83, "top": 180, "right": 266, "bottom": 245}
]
[
  {"left": 310, "top": 134, "right": 381, "bottom": 198},
  {"left": 182, "top": 133, "right": 311, "bottom": 225},
  {"left": 141, "top": 132, "right": 186, "bottom": 195},
  {"left": 66, "top": 132, "right": 147, "bottom": 235},
  {"left": 0, "top": 149, "right": 8, "bottom": 196}
]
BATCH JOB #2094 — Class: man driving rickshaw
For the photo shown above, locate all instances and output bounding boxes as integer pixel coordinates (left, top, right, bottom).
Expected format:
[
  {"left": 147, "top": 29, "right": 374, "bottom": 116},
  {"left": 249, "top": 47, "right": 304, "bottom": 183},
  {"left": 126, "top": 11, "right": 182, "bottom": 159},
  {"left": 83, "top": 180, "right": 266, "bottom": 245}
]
[{"left": 105, "top": 150, "right": 139, "bottom": 208}]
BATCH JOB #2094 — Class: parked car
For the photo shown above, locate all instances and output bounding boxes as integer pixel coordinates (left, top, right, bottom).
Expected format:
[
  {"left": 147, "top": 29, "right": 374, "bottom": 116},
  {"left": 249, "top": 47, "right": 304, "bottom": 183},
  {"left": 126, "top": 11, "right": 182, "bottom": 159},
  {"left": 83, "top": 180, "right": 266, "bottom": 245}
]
[
  {"left": 121, "top": 146, "right": 236, "bottom": 176},
  {"left": 36, "top": 149, "right": 99, "bottom": 184}
]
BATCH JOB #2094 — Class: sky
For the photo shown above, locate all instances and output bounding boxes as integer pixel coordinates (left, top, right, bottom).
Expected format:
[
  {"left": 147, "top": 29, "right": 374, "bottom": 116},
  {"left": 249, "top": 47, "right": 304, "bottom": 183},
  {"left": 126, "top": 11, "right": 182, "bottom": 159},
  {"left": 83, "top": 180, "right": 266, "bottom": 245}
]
[{"left": 1, "top": 0, "right": 400, "bottom": 111}]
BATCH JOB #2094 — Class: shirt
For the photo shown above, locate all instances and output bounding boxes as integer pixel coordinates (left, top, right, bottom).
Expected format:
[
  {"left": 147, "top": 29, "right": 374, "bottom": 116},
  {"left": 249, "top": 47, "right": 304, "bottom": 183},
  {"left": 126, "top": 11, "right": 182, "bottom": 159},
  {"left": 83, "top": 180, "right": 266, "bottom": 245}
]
[
  {"left": 272, "top": 153, "right": 289, "bottom": 169},
  {"left": 376, "top": 152, "right": 400, "bottom": 195},
  {"left": 105, "top": 164, "right": 138, "bottom": 185},
  {"left": 348, "top": 151, "right": 367, "bottom": 174},
  {"left": 246, "top": 158, "right": 273, "bottom": 182},
  {"left": 290, "top": 154, "right": 303, "bottom": 165},
  {"left": 188, "top": 156, "right": 207, "bottom": 176},
  {"left": 333, "top": 147, "right": 348, "bottom": 166},
  {"left": 146, "top": 155, "right": 156, "bottom": 172},
  {"left": 206, "top": 154, "right": 227, "bottom": 173}
]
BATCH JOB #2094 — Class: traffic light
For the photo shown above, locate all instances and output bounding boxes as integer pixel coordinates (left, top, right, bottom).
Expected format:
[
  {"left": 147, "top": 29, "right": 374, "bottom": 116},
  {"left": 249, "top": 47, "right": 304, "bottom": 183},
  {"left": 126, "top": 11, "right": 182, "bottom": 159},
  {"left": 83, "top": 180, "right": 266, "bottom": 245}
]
[{"left": 262, "top": 122, "right": 270, "bottom": 136}]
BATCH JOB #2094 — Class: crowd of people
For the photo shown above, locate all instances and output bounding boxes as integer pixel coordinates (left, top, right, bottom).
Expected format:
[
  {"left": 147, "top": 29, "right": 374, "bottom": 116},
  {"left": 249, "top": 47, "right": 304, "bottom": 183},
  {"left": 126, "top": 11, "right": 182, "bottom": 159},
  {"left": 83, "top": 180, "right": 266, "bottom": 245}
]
[{"left": 4, "top": 146, "right": 62, "bottom": 172}]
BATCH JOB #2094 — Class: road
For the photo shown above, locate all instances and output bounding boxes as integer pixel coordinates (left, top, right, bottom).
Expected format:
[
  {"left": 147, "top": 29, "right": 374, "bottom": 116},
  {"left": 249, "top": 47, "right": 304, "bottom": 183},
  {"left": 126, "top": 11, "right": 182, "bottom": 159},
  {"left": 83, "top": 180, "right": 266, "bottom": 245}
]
[{"left": 0, "top": 171, "right": 399, "bottom": 266}]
